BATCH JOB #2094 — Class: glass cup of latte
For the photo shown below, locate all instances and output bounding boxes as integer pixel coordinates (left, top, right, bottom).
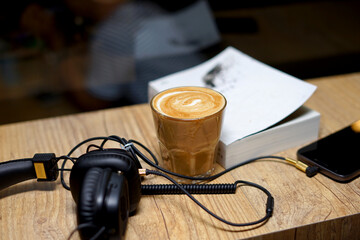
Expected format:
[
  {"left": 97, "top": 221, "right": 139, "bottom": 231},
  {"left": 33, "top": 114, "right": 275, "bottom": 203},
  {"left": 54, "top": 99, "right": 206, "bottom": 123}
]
[{"left": 150, "top": 86, "right": 226, "bottom": 182}]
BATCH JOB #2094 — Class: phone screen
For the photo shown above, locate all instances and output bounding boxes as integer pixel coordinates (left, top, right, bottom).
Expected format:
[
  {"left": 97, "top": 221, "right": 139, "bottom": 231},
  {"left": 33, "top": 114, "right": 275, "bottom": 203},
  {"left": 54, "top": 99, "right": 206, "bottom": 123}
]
[{"left": 297, "top": 120, "right": 360, "bottom": 182}]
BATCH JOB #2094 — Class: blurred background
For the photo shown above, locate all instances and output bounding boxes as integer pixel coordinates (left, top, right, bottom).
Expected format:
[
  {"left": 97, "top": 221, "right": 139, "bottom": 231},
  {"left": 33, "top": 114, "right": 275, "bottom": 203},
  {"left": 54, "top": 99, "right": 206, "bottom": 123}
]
[{"left": 0, "top": 0, "right": 359, "bottom": 124}]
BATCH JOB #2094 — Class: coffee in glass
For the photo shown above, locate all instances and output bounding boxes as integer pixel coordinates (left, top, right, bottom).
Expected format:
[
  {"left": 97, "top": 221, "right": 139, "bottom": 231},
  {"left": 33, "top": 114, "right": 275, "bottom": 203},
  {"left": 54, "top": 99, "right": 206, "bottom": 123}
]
[{"left": 151, "top": 86, "right": 226, "bottom": 181}]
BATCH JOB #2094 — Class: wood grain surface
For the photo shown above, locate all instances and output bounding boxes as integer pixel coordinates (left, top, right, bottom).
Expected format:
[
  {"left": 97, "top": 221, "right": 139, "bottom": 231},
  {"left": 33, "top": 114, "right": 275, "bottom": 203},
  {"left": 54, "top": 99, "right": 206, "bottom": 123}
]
[{"left": 0, "top": 73, "right": 359, "bottom": 240}]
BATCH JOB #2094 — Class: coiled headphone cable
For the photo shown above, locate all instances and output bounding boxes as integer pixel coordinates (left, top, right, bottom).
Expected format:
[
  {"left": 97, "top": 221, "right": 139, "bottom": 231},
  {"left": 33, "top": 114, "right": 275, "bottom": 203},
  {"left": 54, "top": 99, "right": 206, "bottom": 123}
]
[{"left": 143, "top": 169, "right": 274, "bottom": 227}]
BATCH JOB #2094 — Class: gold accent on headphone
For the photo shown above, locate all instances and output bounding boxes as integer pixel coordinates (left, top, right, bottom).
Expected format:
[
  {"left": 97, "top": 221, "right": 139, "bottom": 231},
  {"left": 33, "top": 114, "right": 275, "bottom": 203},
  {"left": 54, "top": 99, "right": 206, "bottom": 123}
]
[{"left": 34, "top": 162, "right": 47, "bottom": 179}]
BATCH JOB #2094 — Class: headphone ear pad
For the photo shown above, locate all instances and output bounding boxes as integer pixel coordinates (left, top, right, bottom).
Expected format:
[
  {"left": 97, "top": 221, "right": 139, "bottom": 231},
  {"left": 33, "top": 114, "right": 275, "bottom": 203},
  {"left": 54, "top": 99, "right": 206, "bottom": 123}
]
[
  {"left": 77, "top": 167, "right": 110, "bottom": 238},
  {"left": 77, "top": 167, "right": 130, "bottom": 239}
]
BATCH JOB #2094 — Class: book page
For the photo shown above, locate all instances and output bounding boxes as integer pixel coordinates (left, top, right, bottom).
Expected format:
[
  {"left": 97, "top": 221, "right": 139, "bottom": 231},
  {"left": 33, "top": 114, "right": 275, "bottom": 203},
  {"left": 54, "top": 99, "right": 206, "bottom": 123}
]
[{"left": 148, "top": 47, "right": 317, "bottom": 145}]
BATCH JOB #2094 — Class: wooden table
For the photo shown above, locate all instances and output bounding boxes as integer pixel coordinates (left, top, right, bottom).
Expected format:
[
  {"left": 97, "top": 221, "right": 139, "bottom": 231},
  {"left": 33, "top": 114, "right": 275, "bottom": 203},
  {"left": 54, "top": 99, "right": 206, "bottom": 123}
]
[{"left": 0, "top": 73, "right": 359, "bottom": 240}]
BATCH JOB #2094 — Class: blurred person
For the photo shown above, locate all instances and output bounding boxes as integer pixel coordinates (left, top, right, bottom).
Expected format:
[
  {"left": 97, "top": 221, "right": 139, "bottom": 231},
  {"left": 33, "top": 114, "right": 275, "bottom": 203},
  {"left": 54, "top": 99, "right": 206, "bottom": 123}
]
[{"left": 61, "top": 0, "right": 220, "bottom": 109}]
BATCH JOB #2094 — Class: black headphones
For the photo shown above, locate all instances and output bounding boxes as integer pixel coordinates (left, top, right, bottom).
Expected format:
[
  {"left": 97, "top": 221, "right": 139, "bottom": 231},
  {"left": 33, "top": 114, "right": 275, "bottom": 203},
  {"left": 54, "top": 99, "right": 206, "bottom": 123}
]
[
  {"left": 0, "top": 136, "right": 280, "bottom": 240},
  {"left": 69, "top": 148, "right": 142, "bottom": 239}
]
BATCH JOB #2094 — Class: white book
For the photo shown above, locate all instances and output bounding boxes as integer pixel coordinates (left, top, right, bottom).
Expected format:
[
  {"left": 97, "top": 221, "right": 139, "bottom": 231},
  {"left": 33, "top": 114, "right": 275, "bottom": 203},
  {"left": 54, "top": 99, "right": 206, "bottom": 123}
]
[
  {"left": 148, "top": 47, "right": 320, "bottom": 168},
  {"left": 217, "top": 106, "right": 320, "bottom": 168}
]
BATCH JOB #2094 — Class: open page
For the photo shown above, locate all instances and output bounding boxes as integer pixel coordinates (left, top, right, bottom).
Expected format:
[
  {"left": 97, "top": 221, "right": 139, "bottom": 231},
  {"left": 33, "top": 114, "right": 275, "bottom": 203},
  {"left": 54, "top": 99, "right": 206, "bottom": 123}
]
[{"left": 148, "top": 47, "right": 317, "bottom": 145}]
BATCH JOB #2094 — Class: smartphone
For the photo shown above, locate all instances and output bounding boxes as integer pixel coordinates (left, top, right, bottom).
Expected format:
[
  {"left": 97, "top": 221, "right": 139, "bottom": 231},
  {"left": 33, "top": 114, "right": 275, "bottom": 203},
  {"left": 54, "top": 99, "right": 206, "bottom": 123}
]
[{"left": 297, "top": 120, "right": 360, "bottom": 182}]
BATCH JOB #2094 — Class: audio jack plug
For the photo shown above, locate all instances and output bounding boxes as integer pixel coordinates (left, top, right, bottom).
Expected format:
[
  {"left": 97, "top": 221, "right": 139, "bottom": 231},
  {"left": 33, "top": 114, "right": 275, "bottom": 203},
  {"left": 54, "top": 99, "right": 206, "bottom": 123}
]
[{"left": 285, "top": 157, "right": 319, "bottom": 177}]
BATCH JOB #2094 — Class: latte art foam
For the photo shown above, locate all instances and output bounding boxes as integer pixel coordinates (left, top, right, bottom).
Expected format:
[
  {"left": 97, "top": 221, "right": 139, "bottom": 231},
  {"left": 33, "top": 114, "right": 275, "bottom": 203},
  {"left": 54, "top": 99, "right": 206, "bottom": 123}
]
[{"left": 152, "top": 87, "right": 226, "bottom": 119}]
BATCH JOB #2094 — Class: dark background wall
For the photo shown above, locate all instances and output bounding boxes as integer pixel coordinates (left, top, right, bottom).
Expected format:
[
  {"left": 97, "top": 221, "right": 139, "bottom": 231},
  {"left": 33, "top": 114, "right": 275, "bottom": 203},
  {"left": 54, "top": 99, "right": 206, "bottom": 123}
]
[{"left": 0, "top": 0, "right": 359, "bottom": 124}]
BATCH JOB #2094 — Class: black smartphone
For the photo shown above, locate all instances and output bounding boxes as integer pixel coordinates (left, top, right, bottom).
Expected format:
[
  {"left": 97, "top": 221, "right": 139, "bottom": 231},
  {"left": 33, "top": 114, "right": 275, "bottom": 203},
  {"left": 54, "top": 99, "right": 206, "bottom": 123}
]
[{"left": 297, "top": 120, "right": 360, "bottom": 183}]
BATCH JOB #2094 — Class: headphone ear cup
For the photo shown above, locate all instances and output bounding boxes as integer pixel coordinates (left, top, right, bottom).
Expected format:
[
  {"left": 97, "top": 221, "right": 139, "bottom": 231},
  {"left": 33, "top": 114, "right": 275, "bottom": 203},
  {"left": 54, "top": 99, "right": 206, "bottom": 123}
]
[
  {"left": 77, "top": 167, "right": 130, "bottom": 239},
  {"left": 77, "top": 167, "right": 110, "bottom": 238}
]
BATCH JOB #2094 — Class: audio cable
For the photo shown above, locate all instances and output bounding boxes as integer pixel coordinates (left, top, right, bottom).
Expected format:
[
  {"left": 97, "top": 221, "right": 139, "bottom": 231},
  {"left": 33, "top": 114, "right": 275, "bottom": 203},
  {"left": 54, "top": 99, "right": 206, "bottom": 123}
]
[
  {"left": 58, "top": 135, "right": 319, "bottom": 230},
  {"left": 141, "top": 182, "right": 238, "bottom": 195},
  {"left": 59, "top": 135, "right": 319, "bottom": 194},
  {"left": 141, "top": 169, "right": 274, "bottom": 227}
]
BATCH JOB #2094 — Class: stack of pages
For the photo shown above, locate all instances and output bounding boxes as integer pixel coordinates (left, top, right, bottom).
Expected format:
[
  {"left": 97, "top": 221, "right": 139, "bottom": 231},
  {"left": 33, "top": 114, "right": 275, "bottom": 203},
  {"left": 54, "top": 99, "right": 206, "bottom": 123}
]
[{"left": 148, "top": 47, "right": 320, "bottom": 168}]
